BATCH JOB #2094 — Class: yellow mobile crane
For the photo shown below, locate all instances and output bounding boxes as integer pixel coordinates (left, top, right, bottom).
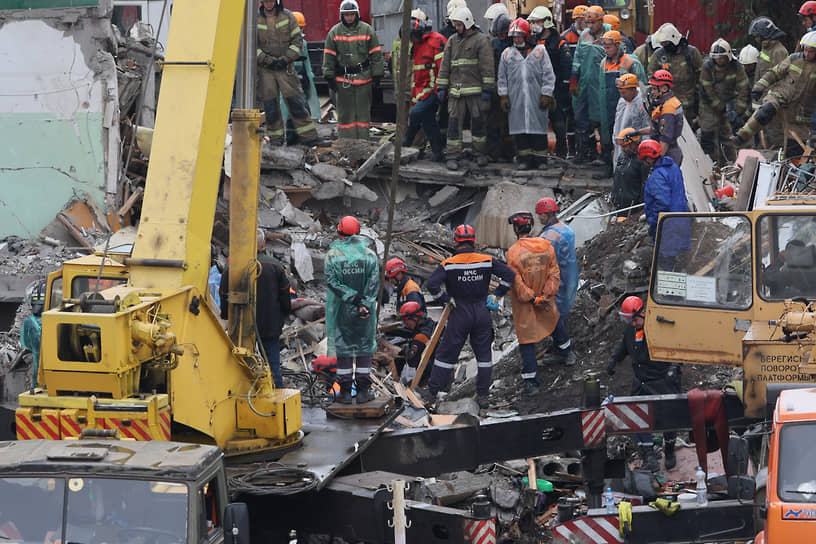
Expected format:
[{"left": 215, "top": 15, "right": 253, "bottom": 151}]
[{"left": 14, "top": 0, "right": 302, "bottom": 458}]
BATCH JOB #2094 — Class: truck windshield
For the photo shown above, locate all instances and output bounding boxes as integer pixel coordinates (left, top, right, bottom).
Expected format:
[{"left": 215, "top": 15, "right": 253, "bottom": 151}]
[
  {"left": 779, "top": 422, "right": 816, "bottom": 502},
  {"left": 651, "top": 214, "right": 752, "bottom": 310},
  {"left": 758, "top": 214, "right": 816, "bottom": 301},
  {"left": 0, "top": 476, "right": 187, "bottom": 544}
]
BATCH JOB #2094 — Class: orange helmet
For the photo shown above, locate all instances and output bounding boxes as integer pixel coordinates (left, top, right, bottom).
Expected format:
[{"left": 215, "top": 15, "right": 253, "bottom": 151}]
[
  {"left": 619, "top": 296, "right": 644, "bottom": 319},
  {"left": 292, "top": 10, "right": 306, "bottom": 27},
  {"left": 337, "top": 216, "right": 360, "bottom": 237},
  {"left": 616, "top": 127, "right": 641, "bottom": 145},
  {"left": 638, "top": 139, "right": 662, "bottom": 160},
  {"left": 615, "top": 73, "right": 639, "bottom": 89},
  {"left": 385, "top": 257, "right": 408, "bottom": 278},
  {"left": 400, "top": 301, "right": 425, "bottom": 320},
  {"left": 648, "top": 69, "right": 674, "bottom": 87},
  {"left": 600, "top": 30, "right": 622, "bottom": 45},
  {"left": 535, "top": 197, "right": 559, "bottom": 214},
  {"left": 603, "top": 14, "right": 620, "bottom": 30},
  {"left": 571, "top": 5, "right": 589, "bottom": 19},
  {"left": 584, "top": 6, "right": 604, "bottom": 22},
  {"left": 454, "top": 224, "right": 476, "bottom": 243}
]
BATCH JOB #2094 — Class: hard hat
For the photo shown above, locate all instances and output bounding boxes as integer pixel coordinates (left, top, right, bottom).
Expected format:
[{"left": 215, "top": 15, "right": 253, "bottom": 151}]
[
  {"left": 801, "top": 30, "right": 816, "bottom": 49},
  {"left": 508, "top": 211, "right": 534, "bottom": 235},
  {"left": 454, "top": 224, "right": 476, "bottom": 243},
  {"left": 447, "top": 0, "right": 467, "bottom": 18},
  {"left": 385, "top": 257, "right": 408, "bottom": 278},
  {"left": 25, "top": 279, "right": 47, "bottom": 316},
  {"left": 411, "top": 8, "right": 428, "bottom": 21},
  {"left": 748, "top": 16, "right": 784, "bottom": 41},
  {"left": 529, "top": 6, "right": 554, "bottom": 28},
  {"left": 800, "top": 0, "right": 816, "bottom": 16},
  {"left": 411, "top": 17, "right": 431, "bottom": 37},
  {"left": 615, "top": 72, "right": 639, "bottom": 89},
  {"left": 292, "top": 11, "right": 306, "bottom": 27},
  {"left": 337, "top": 216, "right": 360, "bottom": 237},
  {"left": 739, "top": 44, "right": 760, "bottom": 65},
  {"left": 450, "top": 6, "right": 475, "bottom": 29},
  {"left": 709, "top": 38, "right": 734, "bottom": 60},
  {"left": 584, "top": 6, "right": 604, "bottom": 22},
  {"left": 619, "top": 296, "right": 644, "bottom": 319},
  {"left": 637, "top": 139, "right": 662, "bottom": 159},
  {"left": 600, "top": 30, "right": 623, "bottom": 45},
  {"left": 616, "top": 127, "right": 641, "bottom": 145},
  {"left": 508, "top": 17, "right": 531, "bottom": 40},
  {"left": 714, "top": 185, "right": 735, "bottom": 199},
  {"left": 571, "top": 5, "right": 589, "bottom": 19},
  {"left": 491, "top": 13, "right": 511, "bottom": 36},
  {"left": 654, "top": 22, "right": 682, "bottom": 46},
  {"left": 535, "top": 197, "right": 559, "bottom": 214},
  {"left": 400, "top": 301, "right": 425, "bottom": 320},
  {"left": 649, "top": 33, "right": 660, "bottom": 49},
  {"left": 484, "top": 2, "right": 509, "bottom": 21},
  {"left": 648, "top": 69, "right": 674, "bottom": 87},
  {"left": 603, "top": 14, "right": 620, "bottom": 31}
]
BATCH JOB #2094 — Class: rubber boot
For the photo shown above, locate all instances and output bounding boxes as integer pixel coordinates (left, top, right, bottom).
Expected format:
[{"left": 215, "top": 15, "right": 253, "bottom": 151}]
[
  {"left": 639, "top": 445, "right": 660, "bottom": 473},
  {"left": 335, "top": 387, "right": 353, "bottom": 404},
  {"left": 355, "top": 386, "right": 374, "bottom": 403},
  {"left": 573, "top": 132, "right": 587, "bottom": 164},
  {"left": 663, "top": 440, "right": 677, "bottom": 470},
  {"left": 430, "top": 134, "right": 444, "bottom": 162}
]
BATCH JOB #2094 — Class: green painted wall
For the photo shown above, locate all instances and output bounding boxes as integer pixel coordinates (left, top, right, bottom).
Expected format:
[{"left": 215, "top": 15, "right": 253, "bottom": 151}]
[
  {"left": 0, "top": 0, "right": 98, "bottom": 8},
  {"left": 0, "top": 112, "right": 106, "bottom": 238}
]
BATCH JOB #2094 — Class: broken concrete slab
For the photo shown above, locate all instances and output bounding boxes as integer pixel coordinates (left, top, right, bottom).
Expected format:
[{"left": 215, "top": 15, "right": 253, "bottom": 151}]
[
  {"left": 281, "top": 203, "right": 316, "bottom": 229},
  {"left": 262, "top": 146, "right": 304, "bottom": 170},
  {"left": 344, "top": 182, "right": 378, "bottom": 202},
  {"left": 474, "top": 182, "right": 555, "bottom": 249},
  {"left": 258, "top": 207, "right": 284, "bottom": 229},
  {"left": 436, "top": 397, "right": 480, "bottom": 418},
  {"left": 311, "top": 181, "right": 346, "bottom": 201},
  {"left": 260, "top": 170, "right": 293, "bottom": 188},
  {"left": 428, "top": 186, "right": 460, "bottom": 208},
  {"left": 292, "top": 241, "right": 314, "bottom": 282},
  {"left": 290, "top": 169, "right": 320, "bottom": 187},
  {"left": 310, "top": 163, "right": 348, "bottom": 184}
]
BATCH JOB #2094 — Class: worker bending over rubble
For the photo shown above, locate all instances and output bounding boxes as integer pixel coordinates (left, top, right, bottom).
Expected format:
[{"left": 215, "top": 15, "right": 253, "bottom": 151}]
[
  {"left": 422, "top": 225, "right": 515, "bottom": 408},
  {"left": 397, "top": 301, "right": 437, "bottom": 386},
  {"left": 325, "top": 216, "right": 380, "bottom": 403},
  {"left": 506, "top": 212, "right": 560, "bottom": 396},
  {"left": 384, "top": 257, "right": 426, "bottom": 312}
]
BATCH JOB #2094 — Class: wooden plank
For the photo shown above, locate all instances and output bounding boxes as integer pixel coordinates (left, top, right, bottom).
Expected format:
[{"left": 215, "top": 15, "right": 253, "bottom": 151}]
[
  {"left": 411, "top": 302, "right": 453, "bottom": 389},
  {"left": 394, "top": 382, "right": 425, "bottom": 409},
  {"left": 354, "top": 140, "right": 393, "bottom": 181},
  {"left": 117, "top": 186, "right": 144, "bottom": 220}
]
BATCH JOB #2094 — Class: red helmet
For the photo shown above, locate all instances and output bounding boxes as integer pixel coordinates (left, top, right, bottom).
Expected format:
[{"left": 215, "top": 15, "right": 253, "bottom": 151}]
[
  {"left": 648, "top": 69, "right": 673, "bottom": 87},
  {"left": 714, "top": 185, "right": 735, "bottom": 199},
  {"left": 385, "top": 257, "right": 408, "bottom": 278},
  {"left": 400, "top": 301, "right": 425, "bottom": 320},
  {"left": 454, "top": 224, "right": 476, "bottom": 243},
  {"left": 508, "top": 17, "right": 531, "bottom": 40},
  {"left": 337, "top": 215, "right": 360, "bottom": 237},
  {"left": 800, "top": 1, "right": 816, "bottom": 16},
  {"left": 619, "top": 296, "right": 644, "bottom": 319},
  {"left": 637, "top": 139, "right": 662, "bottom": 160},
  {"left": 508, "top": 211, "right": 534, "bottom": 234},
  {"left": 535, "top": 197, "right": 559, "bottom": 214}
]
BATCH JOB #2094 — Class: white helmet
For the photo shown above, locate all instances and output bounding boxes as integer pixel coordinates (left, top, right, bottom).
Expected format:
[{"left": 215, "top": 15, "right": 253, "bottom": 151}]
[
  {"left": 339, "top": 0, "right": 359, "bottom": 15},
  {"left": 484, "top": 2, "right": 509, "bottom": 21},
  {"left": 801, "top": 30, "right": 816, "bottom": 49},
  {"left": 649, "top": 34, "right": 659, "bottom": 48},
  {"left": 450, "top": 6, "right": 475, "bottom": 29},
  {"left": 447, "top": 0, "right": 467, "bottom": 18},
  {"left": 709, "top": 38, "right": 734, "bottom": 61},
  {"left": 654, "top": 22, "right": 682, "bottom": 47},
  {"left": 411, "top": 8, "right": 428, "bottom": 21},
  {"left": 529, "top": 5, "right": 555, "bottom": 28},
  {"left": 738, "top": 44, "right": 759, "bottom": 65}
]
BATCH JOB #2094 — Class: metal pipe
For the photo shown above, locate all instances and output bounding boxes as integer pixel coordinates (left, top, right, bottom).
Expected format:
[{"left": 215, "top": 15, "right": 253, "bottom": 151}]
[{"left": 235, "top": 0, "right": 257, "bottom": 109}]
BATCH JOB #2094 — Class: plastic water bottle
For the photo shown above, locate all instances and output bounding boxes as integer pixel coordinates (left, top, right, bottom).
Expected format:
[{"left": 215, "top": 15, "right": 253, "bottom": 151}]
[
  {"left": 695, "top": 466, "right": 708, "bottom": 506},
  {"left": 603, "top": 487, "right": 616, "bottom": 514},
  {"left": 602, "top": 394, "right": 614, "bottom": 406}
]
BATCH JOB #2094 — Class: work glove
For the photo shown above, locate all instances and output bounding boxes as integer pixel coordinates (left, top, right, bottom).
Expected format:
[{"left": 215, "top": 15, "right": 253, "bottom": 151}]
[
  {"left": 499, "top": 95, "right": 510, "bottom": 112},
  {"left": 648, "top": 498, "right": 680, "bottom": 517},
  {"left": 327, "top": 78, "right": 338, "bottom": 92},
  {"left": 486, "top": 294, "right": 500, "bottom": 311},
  {"left": 618, "top": 501, "right": 633, "bottom": 538},
  {"left": 400, "top": 365, "right": 417, "bottom": 385},
  {"left": 606, "top": 360, "right": 616, "bottom": 376},
  {"left": 436, "top": 87, "right": 447, "bottom": 103},
  {"left": 569, "top": 77, "right": 579, "bottom": 97},
  {"left": 268, "top": 57, "right": 288, "bottom": 70},
  {"left": 481, "top": 91, "right": 492, "bottom": 103},
  {"left": 726, "top": 108, "right": 739, "bottom": 125},
  {"left": 750, "top": 88, "right": 763, "bottom": 102},
  {"left": 540, "top": 95, "right": 554, "bottom": 111},
  {"left": 437, "top": 292, "right": 452, "bottom": 304}
]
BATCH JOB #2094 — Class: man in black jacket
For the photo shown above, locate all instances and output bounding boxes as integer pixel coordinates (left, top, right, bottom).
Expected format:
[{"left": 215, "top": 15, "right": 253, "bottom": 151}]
[
  {"left": 611, "top": 128, "right": 649, "bottom": 210},
  {"left": 607, "top": 296, "right": 681, "bottom": 472},
  {"left": 220, "top": 229, "right": 292, "bottom": 387}
]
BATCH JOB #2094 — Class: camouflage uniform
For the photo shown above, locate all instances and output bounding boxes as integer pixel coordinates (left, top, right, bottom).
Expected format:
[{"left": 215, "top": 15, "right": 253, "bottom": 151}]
[{"left": 647, "top": 44, "right": 704, "bottom": 123}]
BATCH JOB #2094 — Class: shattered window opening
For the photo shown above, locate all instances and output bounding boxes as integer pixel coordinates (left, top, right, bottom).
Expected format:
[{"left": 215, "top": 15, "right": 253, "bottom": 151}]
[{"left": 758, "top": 214, "right": 816, "bottom": 302}]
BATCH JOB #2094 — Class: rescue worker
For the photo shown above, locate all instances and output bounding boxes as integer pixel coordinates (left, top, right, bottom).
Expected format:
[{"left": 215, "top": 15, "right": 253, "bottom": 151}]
[
  {"left": 607, "top": 296, "right": 681, "bottom": 472},
  {"left": 800, "top": 1, "right": 816, "bottom": 34},
  {"left": 325, "top": 216, "right": 380, "bottom": 404},
  {"left": 739, "top": 45, "right": 760, "bottom": 82},
  {"left": 506, "top": 212, "right": 561, "bottom": 396},
  {"left": 633, "top": 34, "right": 658, "bottom": 69},
  {"left": 536, "top": 198, "right": 578, "bottom": 366},
  {"left": 397, "top": 301, "right": 437, "bottom": 385},
  {"left": 281, "top": 11, "right": 320, "bottom": 145},
  {"left": 423, "top": 225, "right": 515, "bottom": 408},
  {"left": 647, "top": 69, "right": 684, "bottom": 166},
  {"left": 748, "top": 16, "right": 788, "bottom": 148},
  {"left": 441, "top": 0, "right": 467, "bottom": 39},
  {"left": 612, "top": 73, "right": 650, "bottom": 164},
  {"left": 529, "top": 6, "right": 573, "bottom": 158},
  {"left": 611, "top": 128, "right": 649, "bottom": 210},
  {"left": 257, "top": 0, "right": 318, "bottom": 145},
  {"left": 638, "top": 139, "right": 688, "bottom": 240},
  {"left": 322, "top": 0, "right": 384, "bottom": 140},
  {"left": 384, "top": 257, "right": 425, "bottom": 311},
  {"left": 391, "top": 8, "right": 428, "bottom": 109},
  {"left": 437, "top": 6, "right": 496, "bottom": 170},
  {"left": 483, "top": 1, "right": 509, "bottom": 30},
  {"left": 498, "top": 18, "right": 556, "bottom": 170},
  {"left": 733, "top": 31, "right": 816, "bottom": 154},
  {"left": 570, "top": 5, "right": 609, "bottom": 163},
  {"left": 602, "top": 15, "right": 635, "bottom": 53},
  {"left": 561, "top": 5, "right": 588, "bottom": 157},
  {"left": 647, "top": 23, "right": 703, "bottom": 124},
  {"left": 561, "top": 5, "right": 588, "bottom": 55},
  {"left": 598, "top": 30, "right": 645, "bottom": 177},
  {"left": 487, "top": 14, "right": 516, "bottom": 161},
  {"left": 401, "top": 16, "right": 447, "bottom": 161},
  {"left": 698, "top": 39, "right": 750, "bottom": 164},
  {"left": 21, "top": 279, "right": 46, "bottom": 388}
]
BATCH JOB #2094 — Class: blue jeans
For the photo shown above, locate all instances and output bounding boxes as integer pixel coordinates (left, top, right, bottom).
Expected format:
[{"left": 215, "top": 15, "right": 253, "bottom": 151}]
[
  {"left": 408, "top": 95, "right": 441, "bottom": 143},
  {"left": 519, "top": 343, "right": 538, "bottom": 385},
  {"left": 262, "top": 337, "right": 283, "bottom": 388}
]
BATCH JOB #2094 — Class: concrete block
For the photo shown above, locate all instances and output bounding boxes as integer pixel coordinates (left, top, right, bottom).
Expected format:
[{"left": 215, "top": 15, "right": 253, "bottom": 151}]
[
  {"left": 262, "top": 146, "right": 304, "bottom": 170},
  {"left": 436, "top": 397, "right": 481, "bottom": 418},
  {"left": 281, "top": 203, "right": 316, "bottom": 229},
  {"left": 429, "top": 186, "right": 460, "bottom": 208},
  {"left": 474, "top": 182, "right": 554, "bottom": 249},
  {"left": 310, "top": 163, "right": 348, "bottom": 183},
  {"left": 290, "top": 169, "right": 320, "bottom": 187},
  {"left": 311, "top": 181, "right": 346, "bottom": 200},
  {"left": 260, "top": 170, "right": 293, "bottom": 188},
  {"left": 345, "top": 182, "right": 379, "bottom": 202}
]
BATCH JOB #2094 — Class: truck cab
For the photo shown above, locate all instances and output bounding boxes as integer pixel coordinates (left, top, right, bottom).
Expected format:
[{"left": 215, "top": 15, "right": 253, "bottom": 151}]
[{"left": 0, "top": 439, "right": 248, "bottom": 544}]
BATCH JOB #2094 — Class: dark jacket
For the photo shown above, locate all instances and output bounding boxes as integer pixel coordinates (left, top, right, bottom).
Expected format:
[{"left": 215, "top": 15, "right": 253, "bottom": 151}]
[
  {"left": 427, "top": 246, "right": 515, "bottom": 303},
  {"left": 612, "top": 152, "right": 649, "bottom": 208},
  {"left": 609, "top": 324, "right": 680, "bottom": 392},
  {"left": 219, "top": 255, "right": 291, "bottom": 339}
]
